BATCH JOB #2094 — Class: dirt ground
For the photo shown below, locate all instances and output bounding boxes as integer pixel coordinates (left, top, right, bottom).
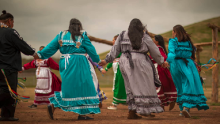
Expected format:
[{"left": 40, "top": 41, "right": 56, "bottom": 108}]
[{"left": 1, "top": 88, "right": 220, "bottom": 124}]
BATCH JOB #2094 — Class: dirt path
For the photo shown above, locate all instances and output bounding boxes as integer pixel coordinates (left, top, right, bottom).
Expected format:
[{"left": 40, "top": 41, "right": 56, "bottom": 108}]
[{"left": 1, "top": 88, "right": 220, "bottom": 124}]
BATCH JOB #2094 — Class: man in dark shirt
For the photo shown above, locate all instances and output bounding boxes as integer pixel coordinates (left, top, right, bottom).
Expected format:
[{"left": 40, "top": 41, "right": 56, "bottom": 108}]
[{"left": 0, "top": 10, "right": 38, "bottom": 121}]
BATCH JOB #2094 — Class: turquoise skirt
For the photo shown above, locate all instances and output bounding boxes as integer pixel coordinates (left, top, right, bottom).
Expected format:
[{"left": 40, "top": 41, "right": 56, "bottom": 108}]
[
  {"left": 49, "top": 54, "right": 100, "bottom": 115},
  {"left": 170, "top": 59, "right": 209, "bottom": 111}
]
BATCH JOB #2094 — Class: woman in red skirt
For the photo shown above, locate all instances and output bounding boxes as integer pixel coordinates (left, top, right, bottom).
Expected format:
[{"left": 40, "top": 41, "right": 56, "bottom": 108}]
[
  {"left": 22, "top": 46, "right": 61, "bottom": 108},
  {"left": 150, "top": 35, "right": 177, "bottom": 111}
]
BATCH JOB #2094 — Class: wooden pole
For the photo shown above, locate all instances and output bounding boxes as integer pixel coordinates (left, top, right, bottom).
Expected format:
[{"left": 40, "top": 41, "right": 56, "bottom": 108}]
[
  {"left": 211, "top": 27, "right": 219, "bottom": 103},
  {"left": 88, "top": 35, "right": 113, "bottom": 45},
  {"left": 195, "top": 46, "right": 202, "bottom": 64},
  {"left": 208, "top": 23, "right": 220, "bottom": 32},
  {"left": 88, "top": 31, "right": 169, "bottom": 46}
]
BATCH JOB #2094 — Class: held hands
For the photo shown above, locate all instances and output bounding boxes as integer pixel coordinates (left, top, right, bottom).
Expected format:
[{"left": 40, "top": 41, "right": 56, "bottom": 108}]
[
  {"left": 101, "top": 69, "right": 107, "bottom": 74},
  {"left": 99, "top": 60, "right": 107, "bottom": 66},
  {"left": 33, "top": 53, "right": 40, "bottom": 59},
  {"left": 162, "top": 61, "right": 169, "bottom": 68}
]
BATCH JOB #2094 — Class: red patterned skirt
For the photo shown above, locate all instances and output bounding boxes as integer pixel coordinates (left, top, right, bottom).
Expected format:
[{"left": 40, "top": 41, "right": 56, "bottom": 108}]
[{"left": 156, "top": 65, "right": 177, "bottom": 106}]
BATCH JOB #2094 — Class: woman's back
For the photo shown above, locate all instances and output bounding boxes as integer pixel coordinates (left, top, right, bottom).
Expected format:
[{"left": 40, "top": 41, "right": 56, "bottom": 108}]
[
  {"left": 169, "top": 37, "right": 192, "bottom": 59},
  {"left": 119, "top": 31, "right": 164, "bottom": 65},
  {"left": 120, "top": 31, "right": 149, "bottom": 53},
  {"left": 59, "top": 31, "right": 87, "bottom": 54}
]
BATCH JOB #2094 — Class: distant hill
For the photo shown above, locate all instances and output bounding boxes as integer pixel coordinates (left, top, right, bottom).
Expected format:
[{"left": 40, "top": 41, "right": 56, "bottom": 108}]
[{"left": 161, "top": 16, "right": 220, "bottom": 43}]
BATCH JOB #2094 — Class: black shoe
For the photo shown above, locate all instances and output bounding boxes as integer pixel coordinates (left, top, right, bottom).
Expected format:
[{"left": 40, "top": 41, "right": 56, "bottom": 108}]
[
  {"left": 78, "top": 115, "right": 94, "bottom": 120},
  {"left": 0, "top": 117, "right": 19, "bottom": 121},
  {"left": 28, "top": 104, "right": 37, "bottom": 109},
  {"left": 47, "top": 105, "right": 54, "bottom": 120}
]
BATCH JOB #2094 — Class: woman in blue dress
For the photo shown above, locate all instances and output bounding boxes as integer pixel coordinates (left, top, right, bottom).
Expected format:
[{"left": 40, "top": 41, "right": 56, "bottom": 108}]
[
  {"left": 36, "top": 18, "right": 101, "bottom": 120},
  {"left": 167, "top": 25, "right": 209, "bottom": 118}
]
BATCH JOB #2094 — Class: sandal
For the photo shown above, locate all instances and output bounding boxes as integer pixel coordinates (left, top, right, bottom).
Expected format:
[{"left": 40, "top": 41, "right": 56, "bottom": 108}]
[
  {"left": 78, "top": 115, "right": 94, "bottom": 120},
  {"left": 182, "top": 108, "right": 191, "bottom": 118},
  {"left": 107, "top": 105, "right": 117, "bottom": 110}
]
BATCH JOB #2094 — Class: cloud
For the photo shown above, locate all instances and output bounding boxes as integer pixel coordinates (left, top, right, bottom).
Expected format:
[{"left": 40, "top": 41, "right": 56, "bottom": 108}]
[{"left": 1, "top": 0, "right": 220, "bottom": 59}]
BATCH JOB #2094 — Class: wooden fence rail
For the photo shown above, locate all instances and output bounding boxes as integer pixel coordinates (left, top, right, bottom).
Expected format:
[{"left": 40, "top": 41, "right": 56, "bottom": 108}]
[{"left": 88, "top": 31, "right": 169, "bottom": 46}]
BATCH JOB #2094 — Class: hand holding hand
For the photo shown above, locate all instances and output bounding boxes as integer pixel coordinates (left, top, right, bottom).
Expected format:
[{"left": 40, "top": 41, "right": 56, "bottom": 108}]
[
  {"left": 162, "top": 61, "right": 169, "bottom": 68},
  {"left": 33, "top": 53, "right": 40, "bottom": 59},
  {"left": 101, "top": 69, "right": 107, "bottom": 74},
  {"left": 99, "top": 60, "right": 107, "bottom": 66},
  {"left": 18, "top": 71, "right": 22, "bottom": 73}
]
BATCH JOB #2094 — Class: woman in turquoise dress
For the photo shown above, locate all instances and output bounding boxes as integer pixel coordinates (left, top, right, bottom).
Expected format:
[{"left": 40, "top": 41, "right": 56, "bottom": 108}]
[
  {"left": 36, "top": 18, "right": 101, "bottom": 120},
  {"left": 167, "top": 25, "right": 209, "bottom": 118}
]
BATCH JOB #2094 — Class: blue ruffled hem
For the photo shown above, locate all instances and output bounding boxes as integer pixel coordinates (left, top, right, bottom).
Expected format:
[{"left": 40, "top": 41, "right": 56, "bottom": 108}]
[
  {"left": 49, "top": 92, "right": 100, "bottom": 107},
  {"left": 182, "top": 102, "right": 209, "bottom": 110},
  {"left": 177, "top": 94, "right": 209, "bottom": 110},
  {"left": 59, "top": 106, "right": 101, "bottom": 115},
  {"left": 49, "top": 92, "right": 101, "bottom": 115}
]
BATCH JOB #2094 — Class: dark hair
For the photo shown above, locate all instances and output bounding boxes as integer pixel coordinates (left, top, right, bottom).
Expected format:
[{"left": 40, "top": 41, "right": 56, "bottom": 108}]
[
  {"left": 128, "top": 18, "right": 145, "bottom": 50},
  {"left": 0, "top": 10, "right": 14, "bottom": 21},
  {"left": 39, "top": 46, "right": 45, "bottom": 49},
  {"left": 39, "top": 46, "right": 45, "bottom": 51},
  {"left": 113, "top": 34, "right": 119, "bottom": 40},
  {"left": 155, "top": 35, "right": 168, "bottom": 55},
  {"left": 173, "top": 25, "right": 195, "bottom": 60},
  {"left": 68, "top": 18, "right": 83, "bottom": 41}
]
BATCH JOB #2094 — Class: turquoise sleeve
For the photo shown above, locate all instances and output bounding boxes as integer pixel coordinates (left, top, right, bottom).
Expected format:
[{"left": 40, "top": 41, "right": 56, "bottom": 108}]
[
  {"left": 167, "top": 38, "right": 177, "bottom": 63},
  {"left": 82, "top": 32, "right": 100, "bottom": 63},
  {"left": 37, "top": 34, "right": 59, "bottom": 59}
]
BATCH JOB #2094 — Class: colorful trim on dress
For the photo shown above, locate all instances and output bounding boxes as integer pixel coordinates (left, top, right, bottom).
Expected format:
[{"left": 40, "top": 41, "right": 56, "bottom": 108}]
[
  {"left": 65, "top": 105, "right": 99, "bottom": 110},
  {"left": 62, "top": 96, "right": 99, "bottom": 101}
]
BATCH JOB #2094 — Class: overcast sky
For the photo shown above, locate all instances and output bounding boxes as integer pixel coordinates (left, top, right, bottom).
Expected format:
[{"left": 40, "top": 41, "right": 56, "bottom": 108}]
[{"left": 1, "top": 0, "right": 220, "bottom": 59}]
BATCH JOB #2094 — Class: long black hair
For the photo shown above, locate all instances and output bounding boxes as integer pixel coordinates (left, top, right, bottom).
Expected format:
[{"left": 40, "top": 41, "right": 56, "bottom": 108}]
[
  {"left": 173, "top": 25, "right": 195, "bottom": 60},
  {"left": 128, "top": 18, "right": 145, "bottom": 50},
  {"left": 68, "top": 18, "right": 83, "bottom": 41},
  {"left": 155, "top": 35, "right": 168, "bottom": 55},
  {"left": 0, "top": 10, "right": 14, "bottom": 22}
]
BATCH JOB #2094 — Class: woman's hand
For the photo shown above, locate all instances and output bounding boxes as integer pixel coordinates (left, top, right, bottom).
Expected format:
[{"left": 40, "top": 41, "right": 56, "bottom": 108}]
[
  {"left": 162, "top": 61, "right": 169, "bottom": 68},
  {"left": 33, "top": 53, "right": 40, "bottom": 59},
  {"left": 99, "top": 60, "right": 107, "bottom": 66},
  {"left": 101, "top": 69, "right": 107, "bottom": 74}
]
